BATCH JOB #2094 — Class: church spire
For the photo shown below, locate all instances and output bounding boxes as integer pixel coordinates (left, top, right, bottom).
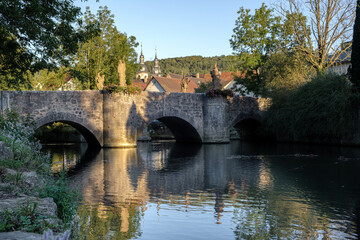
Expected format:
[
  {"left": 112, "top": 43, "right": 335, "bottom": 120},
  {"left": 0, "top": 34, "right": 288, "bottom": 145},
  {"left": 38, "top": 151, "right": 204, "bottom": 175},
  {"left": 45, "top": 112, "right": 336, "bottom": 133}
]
[
  {"left": 140, "top": 43, "right": 144, "bottom": 64},
  {"left": 154, "top": 47, "right": 159, "bottom": 68},
  {"left": 152, "top": 47, "right": 161, "bottom": 76}
]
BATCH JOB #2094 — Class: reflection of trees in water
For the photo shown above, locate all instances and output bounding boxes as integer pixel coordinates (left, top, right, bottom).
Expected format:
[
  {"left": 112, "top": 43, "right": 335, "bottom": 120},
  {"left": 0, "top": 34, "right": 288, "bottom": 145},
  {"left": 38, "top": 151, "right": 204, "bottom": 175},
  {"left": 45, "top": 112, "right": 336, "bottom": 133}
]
[
  {"left": 77, "top": 204, "right": 144, "bottom": 240},
  {"left": 232, "top": 197, "right": 334, "bottom": 239},
  {"left": 53, "top": 141, "right": 360, "bottom": 239},
  {"left": 42, "top": 143, "right": 88, "bottom": 173}
]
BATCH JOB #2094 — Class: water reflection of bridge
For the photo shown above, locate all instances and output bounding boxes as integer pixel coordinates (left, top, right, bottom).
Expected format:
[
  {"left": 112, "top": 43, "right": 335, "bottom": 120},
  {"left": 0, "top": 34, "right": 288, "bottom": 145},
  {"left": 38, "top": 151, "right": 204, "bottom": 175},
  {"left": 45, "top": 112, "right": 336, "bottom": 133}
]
[
  {"left": 66, "top": 141, "right": 360, "bottom": 238},
  {"left": 69, "top": 141, "right": 272, "bottom": 231}
]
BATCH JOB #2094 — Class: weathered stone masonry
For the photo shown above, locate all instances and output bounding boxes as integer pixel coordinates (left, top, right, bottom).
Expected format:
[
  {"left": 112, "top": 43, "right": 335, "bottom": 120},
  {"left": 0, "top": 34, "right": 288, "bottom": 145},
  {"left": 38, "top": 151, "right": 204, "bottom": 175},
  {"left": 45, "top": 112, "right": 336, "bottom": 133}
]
[{"left": 0, "top": 91, "right": 266, "bottom": 147}]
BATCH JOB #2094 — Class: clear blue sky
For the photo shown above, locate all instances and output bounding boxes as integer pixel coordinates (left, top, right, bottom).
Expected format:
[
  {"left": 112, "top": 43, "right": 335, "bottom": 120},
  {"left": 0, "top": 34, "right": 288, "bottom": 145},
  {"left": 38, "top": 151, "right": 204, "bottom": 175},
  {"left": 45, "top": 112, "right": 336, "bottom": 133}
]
[{"left": 75, "top": 0, "right": 273, "bottom": 60}]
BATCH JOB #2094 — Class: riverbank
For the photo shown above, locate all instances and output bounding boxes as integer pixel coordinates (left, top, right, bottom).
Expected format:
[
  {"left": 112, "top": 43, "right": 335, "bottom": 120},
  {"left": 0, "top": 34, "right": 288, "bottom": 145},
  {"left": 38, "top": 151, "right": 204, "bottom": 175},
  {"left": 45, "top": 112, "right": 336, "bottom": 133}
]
[{"left": 0, "top": 111, "right": 80, "bottom": 239}]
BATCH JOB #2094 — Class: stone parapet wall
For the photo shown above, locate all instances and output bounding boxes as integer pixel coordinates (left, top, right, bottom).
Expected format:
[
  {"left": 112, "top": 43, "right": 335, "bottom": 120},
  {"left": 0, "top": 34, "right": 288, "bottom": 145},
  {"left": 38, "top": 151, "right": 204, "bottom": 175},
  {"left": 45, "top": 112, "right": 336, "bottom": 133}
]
[
  {"left": 1, "top": 91, "right": 104, "bottom": 146},
  {"left": 1, "top": 91, "right": 264, "bottom": 147}
]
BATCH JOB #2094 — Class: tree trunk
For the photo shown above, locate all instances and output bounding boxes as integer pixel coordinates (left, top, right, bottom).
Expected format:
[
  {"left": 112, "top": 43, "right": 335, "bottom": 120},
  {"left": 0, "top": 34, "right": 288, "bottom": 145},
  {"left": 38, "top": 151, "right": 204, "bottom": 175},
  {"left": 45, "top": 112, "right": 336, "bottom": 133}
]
[
  {"left": 351, "top": 0, "right": 360, "bottom": 90},
  {"left": 118, "top": 59, "right": 126, "bottom": 87}
]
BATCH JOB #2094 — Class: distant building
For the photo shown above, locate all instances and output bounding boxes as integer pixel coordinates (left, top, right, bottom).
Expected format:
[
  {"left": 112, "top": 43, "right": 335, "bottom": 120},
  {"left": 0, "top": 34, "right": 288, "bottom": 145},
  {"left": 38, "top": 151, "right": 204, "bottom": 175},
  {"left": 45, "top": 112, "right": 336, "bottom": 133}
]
[
  {"left": 144, "top": 75, "right": 198, "bottom": 93},
  {"left": 151, "top": 48, "right": 161, "bottom": 76},
  {"left": 134, "top": 50, "right": 254, "bottom": 95},
  {"left": 136, "top": 45, "right": 149, "bottom": 82},
  {"left": 327, "top": 42, "right": 352, "bottom": 75}
]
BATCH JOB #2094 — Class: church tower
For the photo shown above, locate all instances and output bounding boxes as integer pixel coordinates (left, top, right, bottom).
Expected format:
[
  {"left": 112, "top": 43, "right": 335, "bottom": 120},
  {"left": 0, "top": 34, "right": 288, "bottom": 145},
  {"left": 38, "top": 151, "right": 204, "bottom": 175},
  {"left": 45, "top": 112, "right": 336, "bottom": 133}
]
[
  {"left": 136, "top": 44, "right": 149, "bottom": 82},
  {"left": 152, "top": 48, "right": 161, "bottom": 76}
]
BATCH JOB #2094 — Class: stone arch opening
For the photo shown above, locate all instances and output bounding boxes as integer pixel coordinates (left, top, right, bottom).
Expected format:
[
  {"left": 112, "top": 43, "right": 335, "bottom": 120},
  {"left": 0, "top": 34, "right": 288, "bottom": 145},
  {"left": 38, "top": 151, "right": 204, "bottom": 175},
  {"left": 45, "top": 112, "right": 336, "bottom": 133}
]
[
  {"left": 35, "top": 120, "right": 101, "bottom": 148},
  {"left": 231, "top": 118, "right": 262, "bottom": 141},
  {"left": 144, "top": 116, "right": 202, "bottom": 143}
]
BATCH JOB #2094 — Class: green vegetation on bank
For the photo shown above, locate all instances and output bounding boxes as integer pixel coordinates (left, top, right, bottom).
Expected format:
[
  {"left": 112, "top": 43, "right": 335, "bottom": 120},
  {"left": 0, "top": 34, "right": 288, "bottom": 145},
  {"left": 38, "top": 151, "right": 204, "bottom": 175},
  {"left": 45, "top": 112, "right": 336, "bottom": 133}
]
[
  {"left": 263, "top": 73, "right": 356, "bottom": 142},
  {"left": 0, "top": 110, "right": 81, "bottom": 234}
]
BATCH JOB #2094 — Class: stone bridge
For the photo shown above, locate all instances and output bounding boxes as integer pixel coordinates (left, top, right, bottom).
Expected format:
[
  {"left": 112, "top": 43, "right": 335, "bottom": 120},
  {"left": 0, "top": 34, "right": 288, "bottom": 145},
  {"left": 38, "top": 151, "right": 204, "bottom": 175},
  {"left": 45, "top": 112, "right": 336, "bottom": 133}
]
[{"left": 0, "top": 91, "right": 269, "bottom": 147}]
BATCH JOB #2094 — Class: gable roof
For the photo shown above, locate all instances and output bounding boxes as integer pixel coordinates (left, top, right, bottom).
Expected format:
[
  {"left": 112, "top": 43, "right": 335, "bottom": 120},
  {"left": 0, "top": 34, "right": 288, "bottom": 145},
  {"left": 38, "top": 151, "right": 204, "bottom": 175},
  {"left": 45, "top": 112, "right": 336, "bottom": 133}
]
[
  {"left": 144, "top": 76, "right": 198, "bottom": 93},
  {"left": 132, "top": 78, "right": 148, "bottom": 91},
  {"left": 199, "top": 71, "right": 244, "bottom": 89}
]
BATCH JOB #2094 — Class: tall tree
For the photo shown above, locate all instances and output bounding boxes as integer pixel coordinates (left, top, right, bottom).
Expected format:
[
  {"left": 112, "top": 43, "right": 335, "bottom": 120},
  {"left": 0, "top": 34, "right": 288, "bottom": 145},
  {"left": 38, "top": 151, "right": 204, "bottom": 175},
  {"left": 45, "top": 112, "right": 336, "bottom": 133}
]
[
  {"left": 229, "top": 3, "right": 305, "bottom": 96},
  {"left": 351, "top": 0, "right": 360, "bottom": 89},
  {"left": 279, "top": 0, "right": 355, "bottom": 73},
  {"left": 73, "top": 6, "right": 138, "bottom": 89},
  {"left": 0, "top": 0, "right": 83, "bottom": 74}
]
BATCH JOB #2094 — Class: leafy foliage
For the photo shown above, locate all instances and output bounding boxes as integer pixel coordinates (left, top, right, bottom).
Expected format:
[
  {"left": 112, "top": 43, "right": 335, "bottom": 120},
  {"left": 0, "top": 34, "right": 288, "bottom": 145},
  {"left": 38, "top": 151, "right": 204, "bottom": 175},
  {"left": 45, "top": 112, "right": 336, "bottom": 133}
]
[
  {"left": 0, "top": 110, "right": 50, "bottom": 172},
  {"left": 145, "top": 55, "right": 237, "bottom": 76},
  {"left": 261, "top": 52, "right": 315, "bottom": 94},
  {"left": 73, "top": 6, "right": 138, "bottom": 89},
  {"left": 263, "top": 73, "right": 355, "bottom": 141},
  {"left": 0, "top": 0, "right": 83, "bottom": 75},
  {"left": 103, "top": 84, "right": 142, "bottom": 94},
  {"left": 0, "top": 109, "right": 81, "bottom": 230},
  {"left": 39, "top": 171, "right": 81, "bottom": 224},
  {"left": 229, "top": 4, "right": 308, "bottom": 96},
  {"left": 29, "top": 68, "right": 83, "bottom": 91},
  {"left": 0, "top": 203, "right": 54, "bottom": 233},
  {"left": 206, "top": 89, "right": 235, "bottom": 98},
  {"left": 195, "top": 81, "right": 213, "bottom": 93}
]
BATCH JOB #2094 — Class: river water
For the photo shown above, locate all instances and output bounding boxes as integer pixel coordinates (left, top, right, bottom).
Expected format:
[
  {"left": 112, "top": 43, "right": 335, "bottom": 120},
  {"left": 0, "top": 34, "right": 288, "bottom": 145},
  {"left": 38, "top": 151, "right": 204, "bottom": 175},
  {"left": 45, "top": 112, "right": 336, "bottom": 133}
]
[{"left": 43, "top": 140, "right": 360, "bottom": 239}]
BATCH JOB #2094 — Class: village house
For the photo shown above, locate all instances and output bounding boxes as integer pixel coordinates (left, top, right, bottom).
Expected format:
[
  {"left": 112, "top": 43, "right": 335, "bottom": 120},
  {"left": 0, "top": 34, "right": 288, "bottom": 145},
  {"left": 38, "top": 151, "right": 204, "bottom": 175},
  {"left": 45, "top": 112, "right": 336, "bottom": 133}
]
[
  {"left": 132, "top": 47, "right": 254, "bottom": 96},
  {"left": 327, "top": 42, "right": 352, "bottom": 75},
  {"left": 144, "top": 75, "right": 198, "bottom": 93}
]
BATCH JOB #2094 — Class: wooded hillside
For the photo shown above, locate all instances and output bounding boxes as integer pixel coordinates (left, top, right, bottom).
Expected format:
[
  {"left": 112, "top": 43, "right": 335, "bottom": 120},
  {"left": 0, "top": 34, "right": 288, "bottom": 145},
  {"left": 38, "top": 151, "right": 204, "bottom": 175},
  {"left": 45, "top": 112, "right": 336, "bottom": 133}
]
[{"left": 145, "top": 55, "right": 237, "bottom": 75}]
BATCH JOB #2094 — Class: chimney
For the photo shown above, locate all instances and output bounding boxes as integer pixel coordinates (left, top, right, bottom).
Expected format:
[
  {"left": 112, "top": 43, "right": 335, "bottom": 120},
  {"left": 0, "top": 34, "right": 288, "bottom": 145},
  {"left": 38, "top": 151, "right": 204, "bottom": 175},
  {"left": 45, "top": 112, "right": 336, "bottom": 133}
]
[
  {"left": 166, "top": 74, "right": 171, "bottom": 78},
  {"left": 196, "top": 73, "right": 200, "bottom": 78}
]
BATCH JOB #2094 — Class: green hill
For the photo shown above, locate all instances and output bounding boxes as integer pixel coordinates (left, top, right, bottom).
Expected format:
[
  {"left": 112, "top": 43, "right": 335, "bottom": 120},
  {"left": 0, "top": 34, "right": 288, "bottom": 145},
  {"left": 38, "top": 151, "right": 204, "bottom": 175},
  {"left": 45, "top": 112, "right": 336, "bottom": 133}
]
[{"left": 145, "top": 55, "right": 238, "bottom": 76}]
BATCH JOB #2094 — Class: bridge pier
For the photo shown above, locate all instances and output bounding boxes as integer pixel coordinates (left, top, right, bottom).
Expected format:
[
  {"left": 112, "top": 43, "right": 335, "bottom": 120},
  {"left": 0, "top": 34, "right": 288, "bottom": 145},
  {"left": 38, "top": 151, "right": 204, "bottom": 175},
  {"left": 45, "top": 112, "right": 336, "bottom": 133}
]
[
  {"left": 102, "top": 93, "right": 140, "bottom": 147},
  {"left": 203, "top": 97, "right": 230, "bottom": 143}
]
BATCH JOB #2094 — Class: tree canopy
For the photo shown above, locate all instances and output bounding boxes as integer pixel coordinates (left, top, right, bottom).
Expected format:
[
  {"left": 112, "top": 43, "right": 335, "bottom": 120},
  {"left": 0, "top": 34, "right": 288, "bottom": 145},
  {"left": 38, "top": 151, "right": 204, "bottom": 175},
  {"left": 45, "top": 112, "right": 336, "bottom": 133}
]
[
  {"left": 72, "top": 6, "right": 138, "bottom": 89},
  {"left": 0, "top": 0, "right": 87, "bottom": 90},
  {"left": 0, "top": 0, "right": 83, "bottom": 72},
  {"left": 229, "top": 3, "right": 311, "bottom": 96},
  {"left": 279, "top": 0, "right": 355, "bottom": 73}
]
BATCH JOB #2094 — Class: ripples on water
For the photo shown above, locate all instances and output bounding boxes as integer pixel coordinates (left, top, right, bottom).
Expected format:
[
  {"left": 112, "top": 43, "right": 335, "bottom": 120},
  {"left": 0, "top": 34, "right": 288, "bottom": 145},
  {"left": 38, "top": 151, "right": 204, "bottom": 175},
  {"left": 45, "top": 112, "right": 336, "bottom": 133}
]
[{"left": 43, "top": 141, "right": 360, "bottom": 239}]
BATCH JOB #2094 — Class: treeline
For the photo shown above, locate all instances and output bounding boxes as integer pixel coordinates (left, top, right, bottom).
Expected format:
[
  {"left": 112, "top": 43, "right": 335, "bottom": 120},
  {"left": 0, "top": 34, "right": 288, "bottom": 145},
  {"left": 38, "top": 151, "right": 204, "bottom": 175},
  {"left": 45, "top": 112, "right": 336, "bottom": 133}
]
[
  {"left": 229, "top": 2, "right": 360, "bottom": 143},
  {"left": 145, "top": 55, "right": 238, "bottom": 75},
  {"left": 0, "top": 3, "right": 138, "bottom": 91}
]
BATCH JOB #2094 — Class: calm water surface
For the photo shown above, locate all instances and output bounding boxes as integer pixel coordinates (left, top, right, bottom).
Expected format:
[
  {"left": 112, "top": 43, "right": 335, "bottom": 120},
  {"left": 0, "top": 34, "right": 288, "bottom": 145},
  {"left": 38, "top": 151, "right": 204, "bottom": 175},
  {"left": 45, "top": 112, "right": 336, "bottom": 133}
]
[{"left": 43, "top": 141, "right": 360, "bottom": 239}]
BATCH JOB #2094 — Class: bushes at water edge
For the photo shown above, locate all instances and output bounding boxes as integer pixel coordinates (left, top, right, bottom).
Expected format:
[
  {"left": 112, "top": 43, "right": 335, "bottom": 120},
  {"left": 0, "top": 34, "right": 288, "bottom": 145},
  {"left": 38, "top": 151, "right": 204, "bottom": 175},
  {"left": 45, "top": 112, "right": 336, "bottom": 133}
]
[
  {"left": 0, "top": 110, "right": 81, "bottom": 234},
  {"left": 263, "top": 72, "right": 356, "bottom": 142}
]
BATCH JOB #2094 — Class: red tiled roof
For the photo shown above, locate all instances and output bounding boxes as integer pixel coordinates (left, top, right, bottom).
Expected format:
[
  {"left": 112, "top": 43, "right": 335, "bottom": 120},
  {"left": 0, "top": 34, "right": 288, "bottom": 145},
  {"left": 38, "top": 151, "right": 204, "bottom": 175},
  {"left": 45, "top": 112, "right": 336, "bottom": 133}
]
[
  {"left": 132, "top": 78, "right": 148, "bottom": 91},
  {"left": 145, "top": 76, "right": 198, "bottom": 93},
  {"left": 198, "top": 71, "right": 244, "bottom": 88}
]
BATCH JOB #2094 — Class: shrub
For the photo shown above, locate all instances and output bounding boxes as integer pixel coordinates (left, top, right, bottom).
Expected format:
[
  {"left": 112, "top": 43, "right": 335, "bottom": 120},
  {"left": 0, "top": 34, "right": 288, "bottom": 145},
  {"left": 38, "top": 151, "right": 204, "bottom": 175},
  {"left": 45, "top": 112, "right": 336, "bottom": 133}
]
[
  {"left": 206, "top": 88, "right": 235, "bottom": 98},
  {"left": 263, "top": 72, "right": 355, "bottom": 141},
  {"left": 0, "top": 109, "right": 50, "bottom": 172},
  {"left": 39, "top": 171, "right": 81, "bottom": 224},
  {"left": 0, "top": 109, "right": 81, "bottom": 231},
  {"left": 0, "top": 203, "right": 54, "bottom": 233},
  {"left": 103, "top": 84, "right": 142, "bottom": 94}
]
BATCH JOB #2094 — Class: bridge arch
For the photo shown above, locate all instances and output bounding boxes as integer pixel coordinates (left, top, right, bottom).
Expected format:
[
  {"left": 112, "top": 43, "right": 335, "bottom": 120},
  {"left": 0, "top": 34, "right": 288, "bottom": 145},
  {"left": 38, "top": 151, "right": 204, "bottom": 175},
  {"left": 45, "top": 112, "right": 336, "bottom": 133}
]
[
  {"left": 229, "top": 113, "right": 262, "bottom": 140},
  {"left": 35, "top": 112, "right": 102, "bottom": 147},
  {"left": 140, "top": 111, "right": 203, "bottom": 143}
]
